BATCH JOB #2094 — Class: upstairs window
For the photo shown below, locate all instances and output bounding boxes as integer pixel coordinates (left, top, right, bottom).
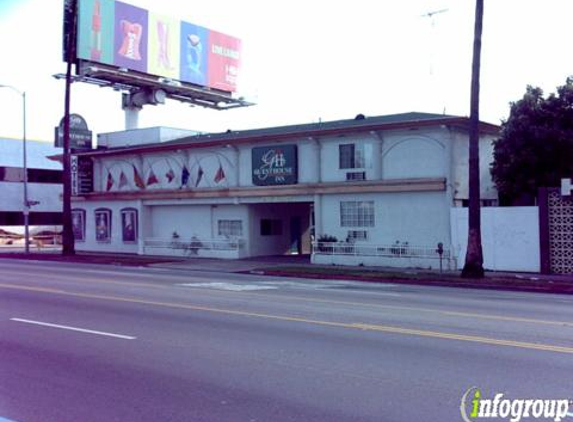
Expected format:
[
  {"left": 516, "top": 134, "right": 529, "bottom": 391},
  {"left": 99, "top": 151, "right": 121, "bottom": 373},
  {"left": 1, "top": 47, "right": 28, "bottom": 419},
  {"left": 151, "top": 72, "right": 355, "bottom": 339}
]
[{"left": 339, "top": 144, "right": 364, "bottom": 169}]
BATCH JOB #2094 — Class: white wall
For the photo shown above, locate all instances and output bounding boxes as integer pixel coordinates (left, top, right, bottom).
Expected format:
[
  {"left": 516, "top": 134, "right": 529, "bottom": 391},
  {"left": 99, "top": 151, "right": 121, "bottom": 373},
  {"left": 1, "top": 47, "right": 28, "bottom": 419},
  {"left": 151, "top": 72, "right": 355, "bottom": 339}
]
[
  {"left": 382, "top": 131, "right": 447, "bottom": 179},
  {"left": 149, "top": 205, "right": 213, "bottom": 239},
  {"left": 319, "top": 192, "right": 451, "bottom": 247},
  {"left": 450, "top": 207, "right": 540, "bottom": 272}
]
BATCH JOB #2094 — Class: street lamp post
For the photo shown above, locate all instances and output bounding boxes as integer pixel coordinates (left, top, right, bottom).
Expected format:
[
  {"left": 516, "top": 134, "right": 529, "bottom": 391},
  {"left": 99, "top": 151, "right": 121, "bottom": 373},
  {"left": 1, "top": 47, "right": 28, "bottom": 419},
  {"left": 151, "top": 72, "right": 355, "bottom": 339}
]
[{"left": 0, "top": 84, "right": 29, "bottom": 253}]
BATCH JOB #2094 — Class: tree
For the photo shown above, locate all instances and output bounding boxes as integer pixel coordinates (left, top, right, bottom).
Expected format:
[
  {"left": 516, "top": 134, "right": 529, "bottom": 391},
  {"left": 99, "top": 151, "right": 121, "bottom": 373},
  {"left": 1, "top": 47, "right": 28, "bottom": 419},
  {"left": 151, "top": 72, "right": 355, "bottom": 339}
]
[
  {"left": 462, "top": 0, "right": 485, "bottom": 279},
  {"left": 491, "top": 78, "right": 573, "bottom": 205}
]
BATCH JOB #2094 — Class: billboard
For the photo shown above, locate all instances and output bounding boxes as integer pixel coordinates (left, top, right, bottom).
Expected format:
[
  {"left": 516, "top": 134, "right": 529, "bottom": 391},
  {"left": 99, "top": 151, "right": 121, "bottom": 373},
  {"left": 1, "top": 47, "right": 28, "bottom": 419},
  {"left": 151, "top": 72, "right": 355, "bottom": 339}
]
[
  {"left": 76, "top": 0, "right": 241, "bottom": 93},
  {"left": 252, "top": 145, "right": 298, "bottom": 186}
]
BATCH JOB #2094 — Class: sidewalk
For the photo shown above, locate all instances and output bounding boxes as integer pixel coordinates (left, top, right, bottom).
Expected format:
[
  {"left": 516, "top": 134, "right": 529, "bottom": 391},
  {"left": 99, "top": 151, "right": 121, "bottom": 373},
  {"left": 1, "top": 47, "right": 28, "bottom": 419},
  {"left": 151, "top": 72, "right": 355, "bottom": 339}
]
[{"left": 1, "top": 250, "right": 572, "bottom": 294}]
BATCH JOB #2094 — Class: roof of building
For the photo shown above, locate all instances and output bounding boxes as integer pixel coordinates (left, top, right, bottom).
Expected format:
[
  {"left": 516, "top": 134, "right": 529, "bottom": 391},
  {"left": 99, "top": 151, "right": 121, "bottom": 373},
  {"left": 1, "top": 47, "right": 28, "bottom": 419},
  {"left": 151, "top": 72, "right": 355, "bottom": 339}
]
[
  {"left": 0, "top": 138, "right": 62, "bottom": 169},
  {"left": 77, "top": 112, "right": 500, "bottom": 158}
]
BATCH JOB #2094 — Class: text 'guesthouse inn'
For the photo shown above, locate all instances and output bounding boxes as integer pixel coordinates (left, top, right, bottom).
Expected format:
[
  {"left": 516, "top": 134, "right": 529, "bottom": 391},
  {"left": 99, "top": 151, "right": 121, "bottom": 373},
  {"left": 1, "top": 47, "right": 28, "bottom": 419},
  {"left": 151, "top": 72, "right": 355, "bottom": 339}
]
[{"left": 70, "top": 112, "right": 499, "bottom": 269}]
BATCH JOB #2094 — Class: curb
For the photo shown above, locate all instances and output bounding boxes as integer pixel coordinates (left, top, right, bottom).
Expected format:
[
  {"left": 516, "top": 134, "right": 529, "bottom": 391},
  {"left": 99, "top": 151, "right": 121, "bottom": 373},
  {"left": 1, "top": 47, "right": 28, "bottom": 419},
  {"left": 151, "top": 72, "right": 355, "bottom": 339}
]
[{"left": 249, "top": 269, "right": 573, "bottom": 295}]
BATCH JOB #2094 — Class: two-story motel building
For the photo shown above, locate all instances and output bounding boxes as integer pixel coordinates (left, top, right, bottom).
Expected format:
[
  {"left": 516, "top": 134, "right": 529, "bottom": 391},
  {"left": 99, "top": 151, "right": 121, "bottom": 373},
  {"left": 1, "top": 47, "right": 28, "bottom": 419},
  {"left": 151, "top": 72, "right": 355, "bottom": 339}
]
[{"left": 71, "top": 112, "right": 499, "bottom": 268}]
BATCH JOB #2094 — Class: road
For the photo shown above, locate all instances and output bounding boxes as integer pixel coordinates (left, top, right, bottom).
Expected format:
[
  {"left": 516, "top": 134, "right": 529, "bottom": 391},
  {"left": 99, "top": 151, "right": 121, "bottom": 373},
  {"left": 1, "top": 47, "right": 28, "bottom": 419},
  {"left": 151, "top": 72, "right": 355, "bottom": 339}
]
[{"left": 0, "top": 259, "right": 572, "bottom": 422}]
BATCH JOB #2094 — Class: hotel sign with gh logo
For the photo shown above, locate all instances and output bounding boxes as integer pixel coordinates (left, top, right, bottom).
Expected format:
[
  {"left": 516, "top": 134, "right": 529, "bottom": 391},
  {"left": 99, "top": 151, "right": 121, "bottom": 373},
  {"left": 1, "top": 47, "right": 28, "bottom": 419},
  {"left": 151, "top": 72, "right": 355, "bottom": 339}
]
[{"left": 252, "top": 145, "right": 298, "bottom": 186}]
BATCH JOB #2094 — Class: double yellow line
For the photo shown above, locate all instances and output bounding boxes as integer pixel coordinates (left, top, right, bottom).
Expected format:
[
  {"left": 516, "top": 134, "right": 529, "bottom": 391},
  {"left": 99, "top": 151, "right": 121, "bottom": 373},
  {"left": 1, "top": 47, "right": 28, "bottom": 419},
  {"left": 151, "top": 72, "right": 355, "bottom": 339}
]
[{"left": 2, "top": 281, "right": 573, "bottom": 354}]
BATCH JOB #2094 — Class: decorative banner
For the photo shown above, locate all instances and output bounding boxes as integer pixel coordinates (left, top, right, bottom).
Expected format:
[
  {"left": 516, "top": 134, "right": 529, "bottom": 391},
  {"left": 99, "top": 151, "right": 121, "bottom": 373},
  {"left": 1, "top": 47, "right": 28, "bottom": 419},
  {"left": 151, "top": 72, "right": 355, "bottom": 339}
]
[
  {"left": 121, "top": 209, "right": 137, "bottom": 242},
  {"left": 252, "top": 145, "right": 298, "bottom": 186}
]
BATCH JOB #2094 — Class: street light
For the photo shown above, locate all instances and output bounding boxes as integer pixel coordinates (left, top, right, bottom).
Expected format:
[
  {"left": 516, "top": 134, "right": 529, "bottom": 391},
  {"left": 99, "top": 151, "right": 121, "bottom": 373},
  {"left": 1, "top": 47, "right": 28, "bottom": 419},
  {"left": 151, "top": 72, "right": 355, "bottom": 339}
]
[{"left": 0, "top": 84, "right": 29, "bottom": 253}]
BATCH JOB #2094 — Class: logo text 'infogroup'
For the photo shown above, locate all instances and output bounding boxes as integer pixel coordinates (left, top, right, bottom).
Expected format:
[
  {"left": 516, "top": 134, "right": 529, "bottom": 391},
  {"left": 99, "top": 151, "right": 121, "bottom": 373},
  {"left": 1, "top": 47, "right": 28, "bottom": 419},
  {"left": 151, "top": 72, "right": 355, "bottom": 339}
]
[{"left": 460, "top": 387, "right": 571, "bottom": 422}]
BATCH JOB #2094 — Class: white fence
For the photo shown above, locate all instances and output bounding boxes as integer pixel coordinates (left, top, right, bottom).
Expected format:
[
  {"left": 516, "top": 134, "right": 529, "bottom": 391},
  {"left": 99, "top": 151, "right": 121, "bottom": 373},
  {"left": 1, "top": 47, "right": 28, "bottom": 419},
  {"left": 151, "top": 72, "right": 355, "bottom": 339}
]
[
  {"left": 143, "top": 238, "right": 245, "bottom": 259},
  {"left": 311, "top": 241, "right": 455, "bottom": 270}
]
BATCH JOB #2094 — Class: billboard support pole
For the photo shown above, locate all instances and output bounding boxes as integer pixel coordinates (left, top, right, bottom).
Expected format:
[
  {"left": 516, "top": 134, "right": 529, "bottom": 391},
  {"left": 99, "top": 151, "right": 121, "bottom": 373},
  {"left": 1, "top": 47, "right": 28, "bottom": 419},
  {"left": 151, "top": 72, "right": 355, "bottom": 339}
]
[
  {"left": 62, "top": 0, "right": 77, "bottom": 256},
  {"left": 123, "top": 106, "right": 141, "bottom": 130}
]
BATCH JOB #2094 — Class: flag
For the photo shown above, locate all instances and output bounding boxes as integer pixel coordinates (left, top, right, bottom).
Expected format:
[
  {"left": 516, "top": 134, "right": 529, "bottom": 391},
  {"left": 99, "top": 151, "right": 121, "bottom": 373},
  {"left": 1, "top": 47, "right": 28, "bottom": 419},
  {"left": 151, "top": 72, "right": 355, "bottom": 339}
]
[
  {"left": 214, "top": 164, "right": 226, "bottom": 183},
  {"left": 119, "top": 171, "right": 128, "bottom": 189},
  {"left": 181, "top": 166, "right": 190, "bottom": 187},
  {"left": 133, "top": 165, "right": 145, "bottom": 189},
  {"left": 165, "top": 168, "right": 175, "bottom": 183},
  {"left": 106, "top": 172, "right": 114, "bottom": 191},
  {"left": 147, "top": 169, "right": 159, "bottom": 186},
  {"left": 195, "top": 166, "right": 204, "bottom": 187}
]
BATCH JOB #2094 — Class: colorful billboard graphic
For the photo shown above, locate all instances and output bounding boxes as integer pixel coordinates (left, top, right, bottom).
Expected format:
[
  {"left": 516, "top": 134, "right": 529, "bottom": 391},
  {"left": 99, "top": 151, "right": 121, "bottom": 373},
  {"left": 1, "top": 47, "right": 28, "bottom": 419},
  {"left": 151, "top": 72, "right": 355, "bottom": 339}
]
[
  {"left": 75, "top": 0, "right": 241, "bottom": 93},
  {"left": 148, "top": 12, "right": 180, "bottom": 79},
  {"left": 208, "top": 30, "right": 241, "bottom": 93},
  {"left": 180, "top": 21, "right": 209, "bottom": 87},
  {"left": 77, "top": 0, "right": 115, "bottom": 64},
  {"left": 114, "top": 1, "right": 148, "bottom": 73}
]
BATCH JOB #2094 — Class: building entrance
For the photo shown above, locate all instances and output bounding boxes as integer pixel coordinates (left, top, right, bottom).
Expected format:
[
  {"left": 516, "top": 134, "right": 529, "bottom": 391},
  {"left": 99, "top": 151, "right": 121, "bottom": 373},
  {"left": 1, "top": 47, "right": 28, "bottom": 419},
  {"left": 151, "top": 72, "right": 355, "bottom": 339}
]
[{"left": 247, "top": 202, "right": 312, "bottom": 257}]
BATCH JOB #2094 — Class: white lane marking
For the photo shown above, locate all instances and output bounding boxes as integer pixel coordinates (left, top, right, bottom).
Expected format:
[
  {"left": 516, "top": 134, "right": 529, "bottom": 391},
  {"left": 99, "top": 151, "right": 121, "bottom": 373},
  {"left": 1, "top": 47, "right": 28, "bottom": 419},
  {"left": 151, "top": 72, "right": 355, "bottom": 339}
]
[
  {"left": 177, "top": 282, "right": 278, "bottom": 291},
  {"left": 9, "top": 318, "right": 136, "bottom": 340}
]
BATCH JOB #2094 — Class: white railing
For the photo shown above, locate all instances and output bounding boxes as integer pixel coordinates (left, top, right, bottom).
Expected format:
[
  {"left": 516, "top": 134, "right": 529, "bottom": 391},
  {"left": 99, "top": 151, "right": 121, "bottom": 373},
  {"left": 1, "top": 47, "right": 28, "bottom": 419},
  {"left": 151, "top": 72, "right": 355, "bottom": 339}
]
[
  {"left": 312, "top": 241, "right": 451, "bottom": 260},
  {"left": 144, "top": 237, "right": 244, "bottom": 255}
]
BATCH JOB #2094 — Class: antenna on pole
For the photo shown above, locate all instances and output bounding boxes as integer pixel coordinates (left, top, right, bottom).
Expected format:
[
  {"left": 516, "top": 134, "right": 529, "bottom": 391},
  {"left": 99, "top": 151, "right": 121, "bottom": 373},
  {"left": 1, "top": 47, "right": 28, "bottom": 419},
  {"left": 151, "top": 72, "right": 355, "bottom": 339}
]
[
  {"left": 420, "top": 8, "right": 449, "bottom": 75},
  {"left": 421, "top": 8, "right": 449, "bottom": 27}
]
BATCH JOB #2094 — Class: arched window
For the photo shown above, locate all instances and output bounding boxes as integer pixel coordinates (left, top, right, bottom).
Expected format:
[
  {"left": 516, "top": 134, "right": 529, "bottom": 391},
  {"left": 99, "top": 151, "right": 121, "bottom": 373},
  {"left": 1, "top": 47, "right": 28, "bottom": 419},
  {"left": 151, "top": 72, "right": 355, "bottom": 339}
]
[
  {"left": 121, "top": 208, "right": 138, "bottom": 243},
  {"left": 71, "top": 209, "right": 86, "bottom": 242},
  {"left": 94, "top": 208, "right": 112, "bottom": 242}
]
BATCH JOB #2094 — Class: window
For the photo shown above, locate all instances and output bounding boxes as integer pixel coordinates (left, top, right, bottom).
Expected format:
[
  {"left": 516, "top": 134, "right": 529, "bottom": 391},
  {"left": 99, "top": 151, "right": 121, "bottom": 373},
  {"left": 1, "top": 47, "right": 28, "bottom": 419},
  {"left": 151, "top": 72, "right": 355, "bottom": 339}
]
[
  {"left": 94, "top": 208, "right": 112, "bottom": 242},
  {"left": 218, "top": 220, "right": 243, "bottom": 237},
  {"left": 339, "top": 143, "right": 373, "bottom": 169},
  {"left": 347, "top": 230, "right": 368, "bottom": 241},
  {"left": 71, "top": 209, "right": 86, "bottom": 242},
  {"left": 340, "top": 201, "right": 375, "bottom": 227},
  {"left": 261, "top": 219, "right": 283, "bottom": 236},
  {"left": 121, "top": 208, "right": 138, "bottom": 243}
]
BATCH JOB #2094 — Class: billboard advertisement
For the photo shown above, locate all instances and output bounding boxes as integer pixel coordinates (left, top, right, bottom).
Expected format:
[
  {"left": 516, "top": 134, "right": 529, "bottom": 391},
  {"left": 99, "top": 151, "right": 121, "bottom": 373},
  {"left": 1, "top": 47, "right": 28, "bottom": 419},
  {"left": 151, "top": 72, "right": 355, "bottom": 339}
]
[{"left": 76, "top": 0, "right": 241, "bottom": 93}]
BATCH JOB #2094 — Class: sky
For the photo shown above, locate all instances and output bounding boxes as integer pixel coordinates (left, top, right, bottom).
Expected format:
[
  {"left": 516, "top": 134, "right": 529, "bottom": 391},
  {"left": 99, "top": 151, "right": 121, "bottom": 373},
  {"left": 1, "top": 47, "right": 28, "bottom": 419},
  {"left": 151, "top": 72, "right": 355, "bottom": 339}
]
[{"left": 0, "top": 0, "right": 572, "bottom": 143}]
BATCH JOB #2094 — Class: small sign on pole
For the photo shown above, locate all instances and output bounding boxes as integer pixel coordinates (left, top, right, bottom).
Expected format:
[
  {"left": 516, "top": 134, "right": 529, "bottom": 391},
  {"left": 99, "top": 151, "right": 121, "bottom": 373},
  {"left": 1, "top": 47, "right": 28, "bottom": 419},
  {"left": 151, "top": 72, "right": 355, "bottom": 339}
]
[{"left": 561, "top": 178, "right": 572, "bottom": 196}]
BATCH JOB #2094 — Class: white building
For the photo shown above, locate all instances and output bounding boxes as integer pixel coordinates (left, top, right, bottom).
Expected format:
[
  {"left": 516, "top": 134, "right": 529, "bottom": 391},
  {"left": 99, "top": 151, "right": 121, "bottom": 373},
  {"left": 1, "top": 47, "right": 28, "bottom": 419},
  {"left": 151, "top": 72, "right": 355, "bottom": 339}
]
[
  {"left": 71, "top": 112, "right": 500, "bottom": 269},
  {"left": 0, "top": 138, "right": 62, "bottom": 229}
]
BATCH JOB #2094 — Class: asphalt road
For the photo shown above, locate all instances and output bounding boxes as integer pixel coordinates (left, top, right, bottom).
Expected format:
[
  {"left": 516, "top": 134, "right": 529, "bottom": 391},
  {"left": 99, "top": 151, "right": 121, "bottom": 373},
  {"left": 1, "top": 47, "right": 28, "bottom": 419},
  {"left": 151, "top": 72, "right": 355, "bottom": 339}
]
[{"left": 1, "top": 259, "right": 572, "bottom": 422}]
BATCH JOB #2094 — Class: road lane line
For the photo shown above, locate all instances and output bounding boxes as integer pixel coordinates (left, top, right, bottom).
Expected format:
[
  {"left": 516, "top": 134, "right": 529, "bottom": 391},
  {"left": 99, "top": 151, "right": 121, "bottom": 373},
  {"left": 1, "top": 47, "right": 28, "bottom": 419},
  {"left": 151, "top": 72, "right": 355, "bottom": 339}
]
[
  {"left": 1, "top": 277, "right": 571, "bottom": 329},
  {"left": 1, "top": 282, "right": 573, "bottom": 354},
  {"left": 10, "top": 318, "right": 136, "bottom": 340}
]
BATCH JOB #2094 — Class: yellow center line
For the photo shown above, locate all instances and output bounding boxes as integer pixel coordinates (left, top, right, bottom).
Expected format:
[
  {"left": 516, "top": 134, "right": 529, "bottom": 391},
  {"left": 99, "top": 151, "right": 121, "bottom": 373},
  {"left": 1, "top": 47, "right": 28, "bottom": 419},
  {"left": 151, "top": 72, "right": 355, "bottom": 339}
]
[
  {"left": 1, "top": 268, "right": 572, "bottom": 328},
  {"left": 1, "top": 282, "right": 573, "bottom": 355}
]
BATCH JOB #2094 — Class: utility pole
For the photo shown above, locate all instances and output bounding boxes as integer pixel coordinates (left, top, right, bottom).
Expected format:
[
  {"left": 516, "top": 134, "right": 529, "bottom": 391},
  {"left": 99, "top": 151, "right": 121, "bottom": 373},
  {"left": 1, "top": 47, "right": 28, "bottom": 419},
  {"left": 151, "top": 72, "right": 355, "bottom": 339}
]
[
  {"left": 462, "top": 0, "right": 485, "bottom": 278},
  {"left": 62, "top": 0, "right": 77, "bottom": 256}
]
